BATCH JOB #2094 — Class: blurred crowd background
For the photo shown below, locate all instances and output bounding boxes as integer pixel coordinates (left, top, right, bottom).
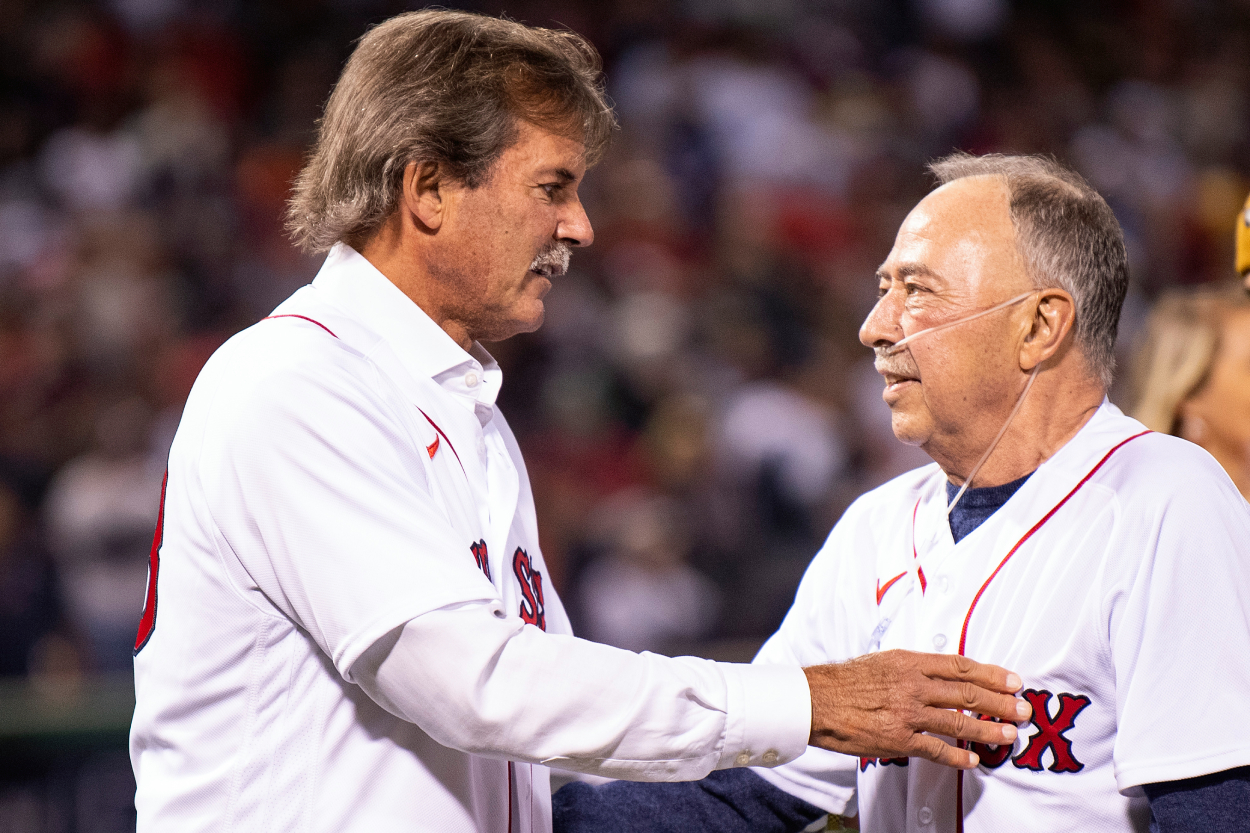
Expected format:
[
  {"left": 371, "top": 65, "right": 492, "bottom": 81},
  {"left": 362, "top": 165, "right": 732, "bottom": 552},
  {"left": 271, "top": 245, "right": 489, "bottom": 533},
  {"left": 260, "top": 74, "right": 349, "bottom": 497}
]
[{"left": 0, "top": 0, "right": 1248, "bottom": 828}]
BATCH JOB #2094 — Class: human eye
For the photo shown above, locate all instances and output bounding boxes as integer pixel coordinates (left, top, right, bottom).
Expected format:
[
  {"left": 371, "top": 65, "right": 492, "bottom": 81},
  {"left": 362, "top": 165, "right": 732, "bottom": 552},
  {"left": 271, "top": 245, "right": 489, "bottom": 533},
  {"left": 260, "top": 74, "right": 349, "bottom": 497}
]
[{"left": 539, "top": 181, "right": 568, "bottom": 200}]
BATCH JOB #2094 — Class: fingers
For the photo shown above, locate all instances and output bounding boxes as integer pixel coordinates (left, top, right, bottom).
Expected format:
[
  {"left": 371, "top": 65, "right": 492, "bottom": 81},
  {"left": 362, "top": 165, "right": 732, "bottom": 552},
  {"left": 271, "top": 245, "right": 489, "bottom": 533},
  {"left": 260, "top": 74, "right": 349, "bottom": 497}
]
[
  {"left": 919, "top": 652, "right": 1022, "bottom": 695},
  {"left": 924, "top": 679, "right": 1031, "bottom": 724},
  {"left": 803, "top": 651, "right": 1032, "bottom": 767},
  {"left": 910, "top": 734, "right": 980, "bottom": 769},
  {"left": 914, "top": 706, "right": 1018, "bottom": 748}
]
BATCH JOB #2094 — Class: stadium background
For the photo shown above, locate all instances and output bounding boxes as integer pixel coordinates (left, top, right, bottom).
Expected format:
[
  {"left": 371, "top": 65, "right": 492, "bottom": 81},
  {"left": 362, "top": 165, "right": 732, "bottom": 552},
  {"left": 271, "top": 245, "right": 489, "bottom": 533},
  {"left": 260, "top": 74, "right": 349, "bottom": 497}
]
[{"left": 0, "top": 0, "right": 1247, "bottom": 829}]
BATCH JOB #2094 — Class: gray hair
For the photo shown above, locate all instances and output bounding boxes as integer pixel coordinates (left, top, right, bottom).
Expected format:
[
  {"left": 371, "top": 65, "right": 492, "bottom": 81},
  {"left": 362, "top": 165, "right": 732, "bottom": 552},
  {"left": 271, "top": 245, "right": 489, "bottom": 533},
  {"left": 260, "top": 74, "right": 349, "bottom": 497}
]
[
  {"left": 287, "top": 10, "right": 616, "bottom": 253},
  {"left": 929, "top": 152, "right": 1129, "bottom": 387}
]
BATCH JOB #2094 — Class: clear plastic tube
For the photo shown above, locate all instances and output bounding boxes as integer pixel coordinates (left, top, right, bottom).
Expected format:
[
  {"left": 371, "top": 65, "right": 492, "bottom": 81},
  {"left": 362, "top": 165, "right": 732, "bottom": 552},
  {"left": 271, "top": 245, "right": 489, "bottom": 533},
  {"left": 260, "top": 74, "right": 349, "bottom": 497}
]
[
  {"left": 884, "top": 291, "right": 1037, "bottom": 355},
  {"left": 945, "top": 365, "right": 1040, "bottom": 514}
]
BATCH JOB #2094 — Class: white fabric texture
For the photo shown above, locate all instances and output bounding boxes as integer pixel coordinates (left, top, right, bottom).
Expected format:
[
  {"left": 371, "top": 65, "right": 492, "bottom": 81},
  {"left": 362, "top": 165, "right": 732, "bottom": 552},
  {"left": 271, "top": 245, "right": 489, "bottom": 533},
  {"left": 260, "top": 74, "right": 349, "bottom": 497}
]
[
  {"left": 754, "top": 402, "right": 1250, "bottom": 832},
  {"left": 130, "top": 244, "right": 811, "bottom": 833}
]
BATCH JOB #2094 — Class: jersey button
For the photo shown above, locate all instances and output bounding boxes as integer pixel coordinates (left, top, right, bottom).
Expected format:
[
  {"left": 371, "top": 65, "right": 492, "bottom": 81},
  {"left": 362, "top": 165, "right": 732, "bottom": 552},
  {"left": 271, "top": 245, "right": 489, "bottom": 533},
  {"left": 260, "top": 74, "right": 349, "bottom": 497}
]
[
  {"left": 465, "top": 371, "right": 480, "bottom": 388},
  {"left": 735, "top": 751, "right": 751, "bottom": 766},
  {"left": 917, "top": 807, "right": 933, "bottom": 825},
  {"left": 932, "top": 634, "right": 947, "bottom": 649},
  {"left": 762, "top": 750, "right": 778, "bottom": 765}
]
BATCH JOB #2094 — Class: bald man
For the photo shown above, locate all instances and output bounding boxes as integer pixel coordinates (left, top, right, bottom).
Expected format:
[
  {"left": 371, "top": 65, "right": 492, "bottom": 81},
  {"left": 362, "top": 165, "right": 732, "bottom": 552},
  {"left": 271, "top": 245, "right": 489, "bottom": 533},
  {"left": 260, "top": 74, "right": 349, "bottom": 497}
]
[{"left": 555, "top": 154, "right": 1250, "bottom": 833}]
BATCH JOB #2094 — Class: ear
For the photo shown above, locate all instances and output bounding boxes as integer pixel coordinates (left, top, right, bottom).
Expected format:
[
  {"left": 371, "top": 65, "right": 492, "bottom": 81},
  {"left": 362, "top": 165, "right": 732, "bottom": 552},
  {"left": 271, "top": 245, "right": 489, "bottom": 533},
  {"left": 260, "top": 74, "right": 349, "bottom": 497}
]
[
  {"left": 401, "top": 161, "right": 447, "bottom": 231},
  {"left": 1019, "top": 288, "right": 1076, "bottom": 371}
]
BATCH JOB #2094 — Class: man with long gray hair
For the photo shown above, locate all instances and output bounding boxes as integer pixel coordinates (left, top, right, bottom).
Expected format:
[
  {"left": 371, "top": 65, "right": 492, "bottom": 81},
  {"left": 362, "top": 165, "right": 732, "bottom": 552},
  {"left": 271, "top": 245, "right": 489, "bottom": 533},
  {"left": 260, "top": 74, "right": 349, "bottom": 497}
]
[
  {"left": 556, "top": 154, "right": 1250, "bottom": 831},
  {"left": 129, "top": 14, "right": 1030, "bottom": 832}
]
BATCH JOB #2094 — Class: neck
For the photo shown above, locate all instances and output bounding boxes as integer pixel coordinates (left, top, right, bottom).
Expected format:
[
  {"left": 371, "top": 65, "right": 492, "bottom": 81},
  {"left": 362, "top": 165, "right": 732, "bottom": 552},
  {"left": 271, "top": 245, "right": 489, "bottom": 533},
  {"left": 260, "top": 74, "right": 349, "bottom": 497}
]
[
  {"left": 929, "top": 369, "right": 1106, "bottom": 488},
  {"left": 357, "top": 218, "right": 475, "bottom": 352}
]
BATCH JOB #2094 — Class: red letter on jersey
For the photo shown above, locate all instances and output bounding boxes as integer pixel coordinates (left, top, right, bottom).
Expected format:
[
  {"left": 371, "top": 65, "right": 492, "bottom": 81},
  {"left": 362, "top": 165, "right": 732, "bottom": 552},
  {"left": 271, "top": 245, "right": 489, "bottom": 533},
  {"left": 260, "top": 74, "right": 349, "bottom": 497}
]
[
  {"left": 859, "top": 756, "right": 909, "bottom": 772},
  {"left": 1013, "top": 689, "right": 1091, "bottom": 773},
  {"left": 134, "top": 471, "right": 168, "bottom": 654},
  {"left": 970, "top": 714, "right": 1013, "bottom": 768},
  {"left": 512, "top": 547, "right": 546, "bottom": 631},
  {"left": 470, "top": 539, "right": 491, "bottom": 580}
]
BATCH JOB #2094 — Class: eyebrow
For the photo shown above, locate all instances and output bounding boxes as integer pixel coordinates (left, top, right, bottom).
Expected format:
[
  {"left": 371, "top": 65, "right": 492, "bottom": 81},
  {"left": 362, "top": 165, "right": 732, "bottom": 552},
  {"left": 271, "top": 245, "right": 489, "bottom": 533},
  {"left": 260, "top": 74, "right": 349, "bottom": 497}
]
[
  {"left": 875, "top": 263, "right": 944, "bottom": 282},
  {"left": 549, "top": 168, "right": 576, "bottom": 183}
]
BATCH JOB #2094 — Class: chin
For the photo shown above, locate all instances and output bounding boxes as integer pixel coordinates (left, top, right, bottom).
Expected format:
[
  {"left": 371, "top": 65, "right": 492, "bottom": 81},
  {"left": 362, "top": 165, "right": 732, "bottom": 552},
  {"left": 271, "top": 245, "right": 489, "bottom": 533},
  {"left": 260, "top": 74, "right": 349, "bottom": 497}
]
[
  {"left": 519, "top": 301, "right": 545, "bottom": 333},
  {"left": 889, "top": 410, "right": 929, "bottom": 447},
  {"left": 489, "top": 304, "right": 545, "bottom": 342}
]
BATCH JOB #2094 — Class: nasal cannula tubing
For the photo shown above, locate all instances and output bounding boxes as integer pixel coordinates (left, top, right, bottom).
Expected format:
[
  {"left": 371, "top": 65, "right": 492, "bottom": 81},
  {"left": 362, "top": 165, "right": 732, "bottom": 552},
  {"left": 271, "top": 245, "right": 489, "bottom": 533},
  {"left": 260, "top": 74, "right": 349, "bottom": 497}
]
[
  {"left": 880, "top": 289, "right": 1041, "bottom": 514},
  {"left": 945, "top": 364, "right": 1040, "bottom": 513},
  {"left": 884, "top": 290, "right": 1038, "bottom": 355}
]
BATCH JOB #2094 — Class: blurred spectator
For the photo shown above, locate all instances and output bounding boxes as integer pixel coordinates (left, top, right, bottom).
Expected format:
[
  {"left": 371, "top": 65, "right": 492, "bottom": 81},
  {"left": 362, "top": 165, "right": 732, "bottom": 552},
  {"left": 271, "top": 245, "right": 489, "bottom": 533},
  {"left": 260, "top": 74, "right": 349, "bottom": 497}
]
[
  {"left": 0, "top": 0, "right": 1246, "bottom": 670},
  {"left": 1131, "top": 282, "right": 1250, "bottom": 500},
  {"left": 577, "top": 489, "right": 720, "bottom": 654},
  {"left": 43, "top": 397, "right": 163, "bottom": 672},
  {"left": 0, "top": 478, "right": 75, "bottom": 678}
]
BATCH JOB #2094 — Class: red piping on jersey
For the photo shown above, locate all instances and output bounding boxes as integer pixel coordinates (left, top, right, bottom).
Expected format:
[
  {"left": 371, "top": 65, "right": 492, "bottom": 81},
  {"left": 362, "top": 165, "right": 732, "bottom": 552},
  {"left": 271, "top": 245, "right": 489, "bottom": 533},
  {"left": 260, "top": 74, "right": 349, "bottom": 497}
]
[
  {"left": 956, "top": 430, "right": 1150, "bottom": 657},
  {"left": 417, "top": 407, "right": 464, "bottom": 473},
  {"left": 262, "top": 314, "right": 339, "bottom": 338},
  {"left": 908, "top": 498, "right": 927, "bottom": 595},
  {"left": 952, "top": 429, "right": 1150, "bottom": 832}
]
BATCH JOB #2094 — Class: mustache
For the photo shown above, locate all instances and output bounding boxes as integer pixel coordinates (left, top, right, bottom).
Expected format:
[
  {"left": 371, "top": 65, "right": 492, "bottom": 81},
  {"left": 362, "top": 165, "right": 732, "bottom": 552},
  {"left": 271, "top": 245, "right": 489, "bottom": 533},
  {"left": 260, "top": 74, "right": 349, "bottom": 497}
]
[
  {"left": 529, "top": 242, "right": 572, "bottom": 276},
  {"left": 873, "top": 345, "right": 920, "bottom": 379}
]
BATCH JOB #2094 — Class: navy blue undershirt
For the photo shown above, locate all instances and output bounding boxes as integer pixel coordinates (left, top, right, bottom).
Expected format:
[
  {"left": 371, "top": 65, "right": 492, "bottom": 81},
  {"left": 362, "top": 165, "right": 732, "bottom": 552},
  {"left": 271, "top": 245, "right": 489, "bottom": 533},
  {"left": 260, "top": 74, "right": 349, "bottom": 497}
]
[
  {"left": 553, "top": 474, "right": 1248, "bottom": 832},
  {"left": 945, "top": 472, "right": 1032, "bottom": 543}
]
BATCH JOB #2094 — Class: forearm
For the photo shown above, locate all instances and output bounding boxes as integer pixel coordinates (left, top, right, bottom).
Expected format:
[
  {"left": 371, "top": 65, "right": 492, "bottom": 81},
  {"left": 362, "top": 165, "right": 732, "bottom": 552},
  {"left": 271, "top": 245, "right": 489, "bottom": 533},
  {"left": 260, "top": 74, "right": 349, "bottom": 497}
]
[{"left": 351, "top": 601, "right": 811, "bottom": 781}]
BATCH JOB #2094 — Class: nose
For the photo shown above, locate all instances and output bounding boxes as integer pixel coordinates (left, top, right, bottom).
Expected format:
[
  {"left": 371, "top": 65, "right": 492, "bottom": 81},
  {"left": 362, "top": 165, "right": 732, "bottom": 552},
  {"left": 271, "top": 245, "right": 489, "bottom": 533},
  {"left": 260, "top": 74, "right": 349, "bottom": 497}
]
[
  {"left": 859, "top": 287, "right": 905, "bottom": 349},
  {"left": 558, "top": 197, "right": 594, "bottom": 248}
]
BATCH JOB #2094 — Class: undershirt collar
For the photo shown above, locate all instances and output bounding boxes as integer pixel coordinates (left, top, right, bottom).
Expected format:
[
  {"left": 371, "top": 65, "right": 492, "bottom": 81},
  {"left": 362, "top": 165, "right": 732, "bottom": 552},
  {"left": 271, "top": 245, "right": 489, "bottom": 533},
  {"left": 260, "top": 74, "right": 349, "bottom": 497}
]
[{"left": 945, "top": 471, "right": 1035, "bottom": 544}]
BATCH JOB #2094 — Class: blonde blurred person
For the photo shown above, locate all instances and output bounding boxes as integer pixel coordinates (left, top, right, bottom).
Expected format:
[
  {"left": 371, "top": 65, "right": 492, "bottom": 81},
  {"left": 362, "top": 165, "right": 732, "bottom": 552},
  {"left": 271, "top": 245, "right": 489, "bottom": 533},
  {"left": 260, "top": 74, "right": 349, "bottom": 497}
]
[{"left": 1131, "top": 283, "right": 1250, "bottom": 500}]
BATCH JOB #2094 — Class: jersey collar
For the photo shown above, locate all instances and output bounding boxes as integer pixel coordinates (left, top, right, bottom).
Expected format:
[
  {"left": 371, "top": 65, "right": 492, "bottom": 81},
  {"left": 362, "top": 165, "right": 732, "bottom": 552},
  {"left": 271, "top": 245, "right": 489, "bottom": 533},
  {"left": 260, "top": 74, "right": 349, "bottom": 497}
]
[
  {"left": 310, "top": 243, "right": 503, "bottom": 423},
  {"left": 915, "top": 399, "right": 1147, "bottom": 554}
]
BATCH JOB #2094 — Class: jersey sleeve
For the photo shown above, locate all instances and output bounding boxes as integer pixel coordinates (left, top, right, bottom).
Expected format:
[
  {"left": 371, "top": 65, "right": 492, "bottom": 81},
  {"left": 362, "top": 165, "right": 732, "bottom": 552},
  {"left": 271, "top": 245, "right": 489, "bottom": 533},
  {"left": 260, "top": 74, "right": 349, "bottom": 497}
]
[
  {"left": 750, "top": 517, "right": 866, "bottom": 816},
  {"left": 1107, "top": 447, "right": 1250, "bottom": 791},
  {"left": 551, "top": 768, "right": 827, "bottom": 832},
  {"left": 194, "top": 332, "right": 498, "bottom": 679}
]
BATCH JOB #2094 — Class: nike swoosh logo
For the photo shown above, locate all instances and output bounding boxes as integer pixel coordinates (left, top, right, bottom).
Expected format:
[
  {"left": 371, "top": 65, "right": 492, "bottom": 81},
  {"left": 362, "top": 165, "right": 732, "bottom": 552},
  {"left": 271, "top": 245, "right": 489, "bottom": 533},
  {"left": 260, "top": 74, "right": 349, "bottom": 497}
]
[{"left": 876, "top": 572, "right": 907, "bottom": 605}]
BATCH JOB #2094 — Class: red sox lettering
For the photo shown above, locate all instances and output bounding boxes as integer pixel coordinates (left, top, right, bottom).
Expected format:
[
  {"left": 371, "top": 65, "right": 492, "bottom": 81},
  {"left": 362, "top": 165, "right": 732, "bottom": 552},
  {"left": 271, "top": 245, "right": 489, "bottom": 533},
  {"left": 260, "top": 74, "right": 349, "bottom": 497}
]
[
  {"left": 859, "top": 688, "right": 1091, "bottom": 775},
  {"left": 1010, "top": 690, "right": 1091, "bottom": 773},
  {"left": 860, "top": 756, "right": 909, "bottom": 771},
  {"left": 469, "top": 539, "right": 491, "bottom": 580},
  {"left": 512, "top": 547, "right": 546, "bottom": 631},
  {"left": 970, "top": 689, "right": 1091, "bottom": 773},
  {"left": 134, "top": 470, "right": 168, "bottom": 655}
]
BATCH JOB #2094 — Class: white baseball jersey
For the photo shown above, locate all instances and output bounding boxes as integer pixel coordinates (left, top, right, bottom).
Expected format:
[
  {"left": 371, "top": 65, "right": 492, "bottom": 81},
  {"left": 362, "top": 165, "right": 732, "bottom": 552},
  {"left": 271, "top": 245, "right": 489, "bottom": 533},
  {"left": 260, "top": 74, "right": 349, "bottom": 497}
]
[
  {"left": 752, "top": 402, "right": 1250, "bottom": 832},
  {"left": 130, "top": 243, "right": 810, "bottom": 833}
]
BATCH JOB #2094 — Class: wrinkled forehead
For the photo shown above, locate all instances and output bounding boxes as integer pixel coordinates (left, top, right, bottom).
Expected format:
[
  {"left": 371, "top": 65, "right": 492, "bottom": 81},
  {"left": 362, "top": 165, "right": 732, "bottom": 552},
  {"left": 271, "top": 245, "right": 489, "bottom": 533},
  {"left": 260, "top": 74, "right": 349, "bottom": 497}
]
[{"left": 883, "top": 176, "right": 1024, "bottom": 294}]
